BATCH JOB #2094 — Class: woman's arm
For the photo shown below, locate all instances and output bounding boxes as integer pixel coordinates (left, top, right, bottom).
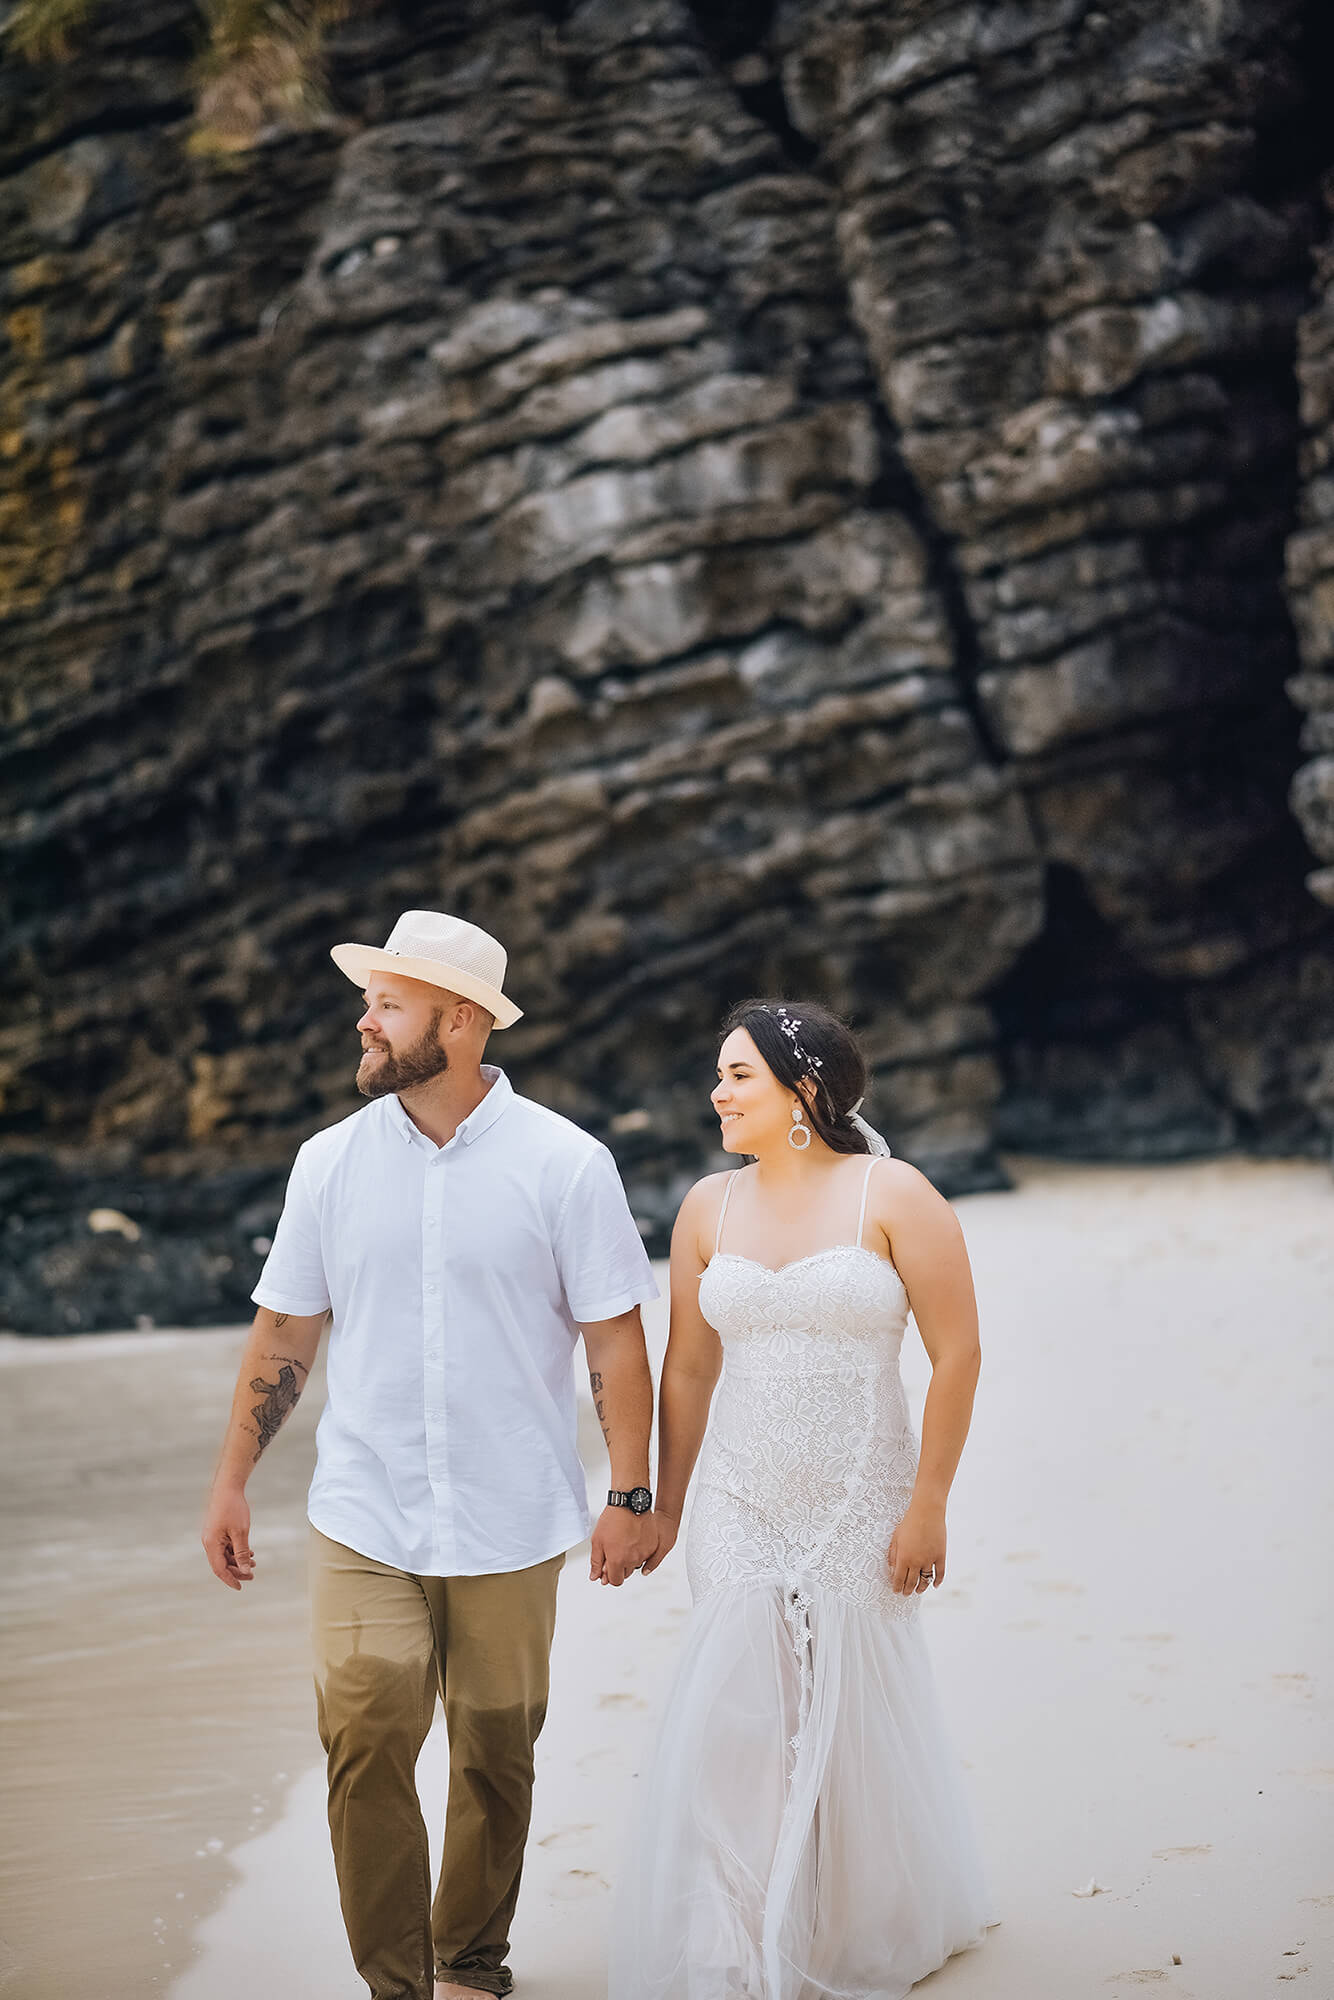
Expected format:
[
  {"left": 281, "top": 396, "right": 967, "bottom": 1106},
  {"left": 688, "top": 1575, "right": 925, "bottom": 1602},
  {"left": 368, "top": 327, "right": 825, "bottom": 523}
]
[
  {"left": 641, "top": 1179, "right": 725, "bottom": 1575},
  {"left": 872, "top": 1161, "right": 982, "bottom": 1595}
]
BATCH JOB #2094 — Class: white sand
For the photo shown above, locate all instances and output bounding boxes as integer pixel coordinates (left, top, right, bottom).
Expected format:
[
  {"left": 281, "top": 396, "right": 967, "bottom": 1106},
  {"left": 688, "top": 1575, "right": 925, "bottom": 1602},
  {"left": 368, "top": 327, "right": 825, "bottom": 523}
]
[{"left": 3, "top": 1158, "right": 1332, "bottom": 1999}]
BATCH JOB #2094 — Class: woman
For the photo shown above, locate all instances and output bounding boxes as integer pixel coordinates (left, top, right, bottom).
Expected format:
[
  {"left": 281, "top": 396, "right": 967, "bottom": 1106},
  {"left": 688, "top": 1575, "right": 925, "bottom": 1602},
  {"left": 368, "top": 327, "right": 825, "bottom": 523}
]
[{"left": 610, "top": 999, "right": 989, "bottom": 2000}]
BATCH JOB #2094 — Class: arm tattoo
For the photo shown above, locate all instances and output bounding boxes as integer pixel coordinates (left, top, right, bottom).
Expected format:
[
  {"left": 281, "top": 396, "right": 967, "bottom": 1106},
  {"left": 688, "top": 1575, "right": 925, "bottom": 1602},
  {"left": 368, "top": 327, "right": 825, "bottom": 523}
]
[
  {"left": 589, "top": 1370, "right": 611, "bottom": 1448},
  {"left": 249, "top": 1355, "right": 308, "bottom": 1460},
  {"left": 273, "top": 1313, "right": 289, "bottom": 1328}
]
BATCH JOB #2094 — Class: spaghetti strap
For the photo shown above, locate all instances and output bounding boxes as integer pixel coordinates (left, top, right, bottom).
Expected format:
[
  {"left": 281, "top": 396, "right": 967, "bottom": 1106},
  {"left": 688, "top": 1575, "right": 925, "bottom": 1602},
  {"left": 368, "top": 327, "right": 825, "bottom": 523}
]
[
  {"left": 714, "top": 1171, "right": 739, "bottom": 1257},
  {"left": 854, "top": 1157, "right": 877, "bottom": 1249}
]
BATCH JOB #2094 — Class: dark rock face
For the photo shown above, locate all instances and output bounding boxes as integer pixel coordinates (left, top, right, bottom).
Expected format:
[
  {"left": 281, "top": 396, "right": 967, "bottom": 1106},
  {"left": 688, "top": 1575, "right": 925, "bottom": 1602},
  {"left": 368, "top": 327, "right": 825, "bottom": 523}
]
[
  {"left": 774, "top": 0, "right": 1334, "bottom": 1152},
  {"left": 2, "top": 0, "right": 1331, "bottom": 1332},
  {"left": 1288, "top": 171, "right": 1334, "bottom": 909}
]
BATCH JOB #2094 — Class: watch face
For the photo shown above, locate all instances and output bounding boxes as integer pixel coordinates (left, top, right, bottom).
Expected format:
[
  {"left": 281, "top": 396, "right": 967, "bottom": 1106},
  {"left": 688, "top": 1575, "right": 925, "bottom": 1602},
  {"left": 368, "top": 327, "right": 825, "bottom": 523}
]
[{"left": 629, "top": 1487, "right": 652, "bottom": 1514}]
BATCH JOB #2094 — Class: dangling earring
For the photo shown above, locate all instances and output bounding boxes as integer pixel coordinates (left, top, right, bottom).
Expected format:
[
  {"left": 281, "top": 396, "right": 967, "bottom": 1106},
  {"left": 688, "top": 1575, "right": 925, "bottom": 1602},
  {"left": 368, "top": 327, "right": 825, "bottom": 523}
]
[{"left": 788, "top": 1102, "right": 812, "bottom": 1151}]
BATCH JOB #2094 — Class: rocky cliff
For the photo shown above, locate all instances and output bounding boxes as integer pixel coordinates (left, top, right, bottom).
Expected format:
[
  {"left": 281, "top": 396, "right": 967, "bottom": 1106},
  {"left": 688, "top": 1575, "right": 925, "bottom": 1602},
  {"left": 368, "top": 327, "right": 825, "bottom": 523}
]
[{"left": 3, "top": 0, "right": 1332, "bottom": 1332}]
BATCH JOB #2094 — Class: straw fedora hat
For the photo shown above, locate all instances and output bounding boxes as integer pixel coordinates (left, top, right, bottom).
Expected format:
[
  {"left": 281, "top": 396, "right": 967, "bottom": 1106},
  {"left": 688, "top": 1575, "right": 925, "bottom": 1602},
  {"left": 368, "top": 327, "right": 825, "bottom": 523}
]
[{"left": 330, "top": 910, "right": 523, "bottom": 1029}]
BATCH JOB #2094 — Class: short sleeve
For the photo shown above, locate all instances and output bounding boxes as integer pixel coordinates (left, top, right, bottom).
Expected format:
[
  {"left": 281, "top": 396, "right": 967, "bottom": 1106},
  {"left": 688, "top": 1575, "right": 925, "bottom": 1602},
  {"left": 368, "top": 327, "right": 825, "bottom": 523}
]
[
  {"left": 251, "top": 1145, "right": 332, "bottom": 1316},
  {"left": 552, "top": 1143, "right": 660, "bottom": 1325}
]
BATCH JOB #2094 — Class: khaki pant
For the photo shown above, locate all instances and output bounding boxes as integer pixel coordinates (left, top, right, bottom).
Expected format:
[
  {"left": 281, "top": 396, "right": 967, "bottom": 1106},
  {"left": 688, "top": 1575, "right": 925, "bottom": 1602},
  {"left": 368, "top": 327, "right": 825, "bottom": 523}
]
[{"left": 310, "top": 1526, "right": 564, "bottom": 2000}]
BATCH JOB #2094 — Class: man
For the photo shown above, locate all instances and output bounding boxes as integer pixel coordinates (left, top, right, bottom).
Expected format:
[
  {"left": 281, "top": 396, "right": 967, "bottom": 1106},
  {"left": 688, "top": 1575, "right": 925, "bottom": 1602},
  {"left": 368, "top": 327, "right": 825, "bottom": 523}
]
[{"left": 202, "top": 909, "right": 660, "bottom": 2000}]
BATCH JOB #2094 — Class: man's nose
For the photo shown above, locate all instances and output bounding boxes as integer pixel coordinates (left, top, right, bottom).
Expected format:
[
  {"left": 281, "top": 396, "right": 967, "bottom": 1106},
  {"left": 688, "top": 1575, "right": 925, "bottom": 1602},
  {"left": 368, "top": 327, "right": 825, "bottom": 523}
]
[{"left": 357, "top": 1008, "right": 375, "bottom": 1034}]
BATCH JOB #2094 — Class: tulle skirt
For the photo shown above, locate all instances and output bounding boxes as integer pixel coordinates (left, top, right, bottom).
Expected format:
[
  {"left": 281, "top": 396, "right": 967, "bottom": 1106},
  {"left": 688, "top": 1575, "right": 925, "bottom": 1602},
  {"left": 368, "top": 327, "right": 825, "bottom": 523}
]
[{"left": 608, "top": 1576, "right": 988, "bottom": 2000}]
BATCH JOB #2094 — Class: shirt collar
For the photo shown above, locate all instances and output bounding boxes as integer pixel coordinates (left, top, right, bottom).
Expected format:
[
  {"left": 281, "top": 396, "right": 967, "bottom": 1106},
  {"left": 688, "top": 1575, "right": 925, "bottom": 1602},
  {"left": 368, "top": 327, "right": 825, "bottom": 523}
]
[
  {"left": 386, "top": 1065, "right": 512, "bottom": 1151},
  {"left": 457, "top": 1064, "right": 511, "bottom": 1144}
]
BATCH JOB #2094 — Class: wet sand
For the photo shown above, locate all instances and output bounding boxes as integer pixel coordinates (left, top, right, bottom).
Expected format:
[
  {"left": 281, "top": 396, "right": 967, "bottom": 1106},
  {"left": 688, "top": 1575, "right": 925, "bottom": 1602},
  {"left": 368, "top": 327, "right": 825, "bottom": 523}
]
[{"left": 2, "top": 1157, "right": 1332, "bottom": 2000}]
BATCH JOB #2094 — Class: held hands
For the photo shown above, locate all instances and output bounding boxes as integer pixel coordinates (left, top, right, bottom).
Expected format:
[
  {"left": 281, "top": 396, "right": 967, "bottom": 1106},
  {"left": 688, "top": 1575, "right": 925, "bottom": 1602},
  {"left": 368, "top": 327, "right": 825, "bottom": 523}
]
[
  {"left": 888, "top": 1502, "right": 946, "bottom": 1596},
  {"left": 640, "top": 1510, "right": 679, "bottom": 1576},
  {"left": 202, "top": 1483, "right": 256, "bottom": 1590},
  {"left": 590, "top": 1505, "right": 661, "bottom": 1586}
]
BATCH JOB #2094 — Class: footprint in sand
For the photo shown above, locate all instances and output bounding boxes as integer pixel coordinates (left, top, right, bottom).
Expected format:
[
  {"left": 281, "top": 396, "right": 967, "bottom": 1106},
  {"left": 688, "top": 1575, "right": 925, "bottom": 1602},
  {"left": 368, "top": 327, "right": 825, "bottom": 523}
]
[
  {"left": 538, "top": 1824, "right": 596, "bottom": 1851},
  {"left": 1152, "top": 1845, "right": 1212, "bottom": 1860},
  {"left": 551, "top": 1868, "right": 610, "bottom": 1900},
  {"left": 598, "top": 1691, "right": 648, "bottom": 1711},
  {"left": 1104, "top": 1975, "right": 1169, "bottom": 1986}
]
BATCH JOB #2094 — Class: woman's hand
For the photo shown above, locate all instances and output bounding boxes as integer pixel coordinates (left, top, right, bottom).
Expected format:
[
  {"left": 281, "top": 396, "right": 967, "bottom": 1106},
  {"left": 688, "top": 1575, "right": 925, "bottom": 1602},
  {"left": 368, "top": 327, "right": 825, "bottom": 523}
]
[
  {"left": 888, "top": 1503, "right": 946, "bottom": 1596},
  {"left": 640, "top": 1511, "right": 680, "bottom": 1575}
]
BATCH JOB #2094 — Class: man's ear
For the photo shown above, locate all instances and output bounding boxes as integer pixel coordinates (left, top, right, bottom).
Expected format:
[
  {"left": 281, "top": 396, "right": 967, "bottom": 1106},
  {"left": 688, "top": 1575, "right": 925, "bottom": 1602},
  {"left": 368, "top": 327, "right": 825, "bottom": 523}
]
[{"left": 447, "top": 996, "right": 490, "bottom": 1041}]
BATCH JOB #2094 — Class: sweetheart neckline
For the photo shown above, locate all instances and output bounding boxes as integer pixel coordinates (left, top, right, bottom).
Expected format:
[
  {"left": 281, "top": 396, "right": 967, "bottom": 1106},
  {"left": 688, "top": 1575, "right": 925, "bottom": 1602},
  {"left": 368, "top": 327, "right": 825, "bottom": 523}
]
[{"left": 707, "top": 1245, "right": 903, "bottom": 1284}]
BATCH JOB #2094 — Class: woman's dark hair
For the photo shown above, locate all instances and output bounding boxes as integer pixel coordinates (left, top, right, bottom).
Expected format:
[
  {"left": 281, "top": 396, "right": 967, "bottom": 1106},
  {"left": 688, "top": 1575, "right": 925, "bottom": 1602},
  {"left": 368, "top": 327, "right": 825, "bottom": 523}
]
[{"left": 719, "top": 998, "right": 870, "bottom": 1156}]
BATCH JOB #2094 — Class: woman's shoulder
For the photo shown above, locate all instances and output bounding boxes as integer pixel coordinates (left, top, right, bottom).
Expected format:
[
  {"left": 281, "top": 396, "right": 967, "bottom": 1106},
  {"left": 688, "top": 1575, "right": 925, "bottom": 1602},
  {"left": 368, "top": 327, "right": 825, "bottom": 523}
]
[
  {"left": 679, "top": 1166, "right": 743, "bottom": 1216},
  {"left": 862, "top": 1152, "right": 950, "bottom": 1210},
  {"left": 862, "top": 1154, "right": 965, "bottom": 1247},
  {"left": 673, "top": 1166, "right": 744, "bottom": 1246}
]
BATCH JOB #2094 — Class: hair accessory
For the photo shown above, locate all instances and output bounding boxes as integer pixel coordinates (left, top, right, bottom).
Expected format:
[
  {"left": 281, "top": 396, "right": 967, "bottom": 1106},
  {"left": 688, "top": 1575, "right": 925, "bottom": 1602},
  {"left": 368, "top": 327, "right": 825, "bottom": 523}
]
[
  {"left": 773, "top": 1004, "right": 823, "bottom": 1075},
  {"left": 849, "top": 1109, "right": 892, "bottom": 1158}
]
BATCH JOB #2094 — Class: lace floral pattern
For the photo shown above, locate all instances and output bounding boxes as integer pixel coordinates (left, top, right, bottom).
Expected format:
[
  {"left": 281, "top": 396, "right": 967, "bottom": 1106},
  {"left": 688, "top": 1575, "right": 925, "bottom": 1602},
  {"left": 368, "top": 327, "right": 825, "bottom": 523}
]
[{"left": 687, "top": 1246, "right": 921, "bottom": 1622}]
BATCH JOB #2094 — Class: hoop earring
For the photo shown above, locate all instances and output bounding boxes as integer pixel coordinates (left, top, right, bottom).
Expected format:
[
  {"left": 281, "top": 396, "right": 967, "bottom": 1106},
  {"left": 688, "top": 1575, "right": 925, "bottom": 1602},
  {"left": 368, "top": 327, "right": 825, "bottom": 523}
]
[{"left": 788, "top": 1103, "right": 812, "bottom": 1151}]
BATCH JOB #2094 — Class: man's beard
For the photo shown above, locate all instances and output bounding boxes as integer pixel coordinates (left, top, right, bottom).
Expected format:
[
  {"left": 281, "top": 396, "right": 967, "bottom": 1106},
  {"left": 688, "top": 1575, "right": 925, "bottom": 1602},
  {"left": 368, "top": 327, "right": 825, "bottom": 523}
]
[{"left": 357, "top": 1010, "right": 448, "bottom": 1098}]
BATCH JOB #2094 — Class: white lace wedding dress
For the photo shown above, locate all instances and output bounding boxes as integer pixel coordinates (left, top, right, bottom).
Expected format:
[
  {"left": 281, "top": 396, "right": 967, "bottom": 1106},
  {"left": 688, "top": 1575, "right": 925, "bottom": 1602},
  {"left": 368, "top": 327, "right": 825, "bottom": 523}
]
[{"left": 609, "top": 1162, "right": 988, "bottom": 2000}]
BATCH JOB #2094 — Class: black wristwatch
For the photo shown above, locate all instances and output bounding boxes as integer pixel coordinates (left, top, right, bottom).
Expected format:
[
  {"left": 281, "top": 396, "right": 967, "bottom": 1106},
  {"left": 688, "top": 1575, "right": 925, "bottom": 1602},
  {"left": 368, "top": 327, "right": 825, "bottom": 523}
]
[{"left": 608, "top": 1486, "right": 653, "bottom": 1515}]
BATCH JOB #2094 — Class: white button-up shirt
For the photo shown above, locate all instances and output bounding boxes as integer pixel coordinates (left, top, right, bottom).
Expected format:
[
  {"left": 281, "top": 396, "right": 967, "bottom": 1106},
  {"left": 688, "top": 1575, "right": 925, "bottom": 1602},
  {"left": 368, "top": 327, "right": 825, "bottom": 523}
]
[{"left": 251, "top": 1067, "right": 658, "bottom": 1576}]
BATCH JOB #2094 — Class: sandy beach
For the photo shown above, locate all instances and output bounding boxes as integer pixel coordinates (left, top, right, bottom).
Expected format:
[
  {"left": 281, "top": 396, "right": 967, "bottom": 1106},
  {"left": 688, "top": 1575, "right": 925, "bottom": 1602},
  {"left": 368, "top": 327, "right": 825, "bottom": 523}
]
[{"left": 2, "top": 1156, "right": 1331, "bottom": 2000}]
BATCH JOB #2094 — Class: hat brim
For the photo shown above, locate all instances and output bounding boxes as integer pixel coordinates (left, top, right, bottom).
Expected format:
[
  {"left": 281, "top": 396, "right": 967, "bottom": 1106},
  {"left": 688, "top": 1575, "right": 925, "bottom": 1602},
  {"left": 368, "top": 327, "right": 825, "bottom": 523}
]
[{"left": 330, "top": 943, "right": 523, "bottom": 1029}]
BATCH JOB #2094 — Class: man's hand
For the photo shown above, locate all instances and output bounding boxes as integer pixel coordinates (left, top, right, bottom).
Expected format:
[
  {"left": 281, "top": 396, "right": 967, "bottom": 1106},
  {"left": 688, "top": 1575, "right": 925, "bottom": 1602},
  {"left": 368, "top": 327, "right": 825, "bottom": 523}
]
[
  {"left": 202, "top": 1482, "right": 255, "bottom": 1590},
  {"left": 590, "top": 1505, "right": 659, "bottom": 1586},
  {"left": 640, "top": 1511, "right": 679, "bottom": 1575}
]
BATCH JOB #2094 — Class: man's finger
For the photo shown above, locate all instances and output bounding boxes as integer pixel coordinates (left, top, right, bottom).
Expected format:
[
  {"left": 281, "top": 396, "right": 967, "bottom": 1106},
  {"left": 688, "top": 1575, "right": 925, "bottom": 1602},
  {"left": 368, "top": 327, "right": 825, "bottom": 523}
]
[{"left": 205, "top": 1540, "right": 242, "bottom": 1589}]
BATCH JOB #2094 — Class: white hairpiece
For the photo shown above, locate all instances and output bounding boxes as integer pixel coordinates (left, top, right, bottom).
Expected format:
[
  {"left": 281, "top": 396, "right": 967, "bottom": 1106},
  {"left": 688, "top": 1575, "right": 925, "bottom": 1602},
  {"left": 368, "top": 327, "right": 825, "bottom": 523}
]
[
  {"left": 773, "top": 1004, "right": 823, "bottom": 1074},
  {"left": 849, "top": 1109, "right": 893, "bottom": 1158}
]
